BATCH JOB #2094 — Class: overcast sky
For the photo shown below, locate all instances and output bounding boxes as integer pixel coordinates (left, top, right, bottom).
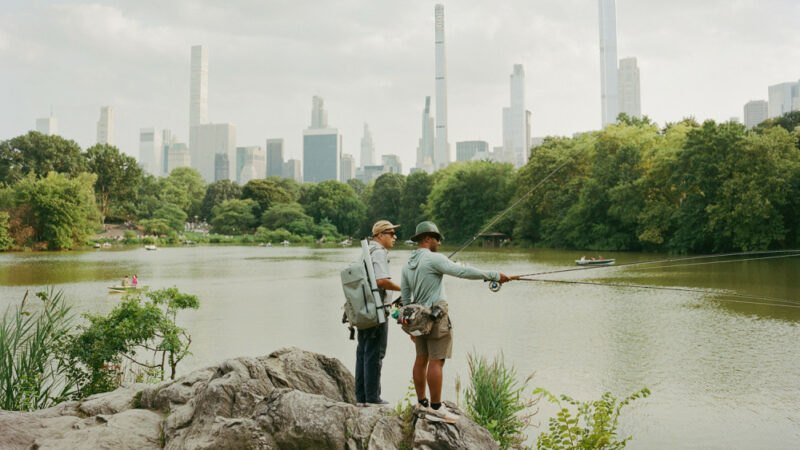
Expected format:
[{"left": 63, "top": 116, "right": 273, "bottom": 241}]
[{"left": 2, "top": 0, "right": 799, "bottom": 173}]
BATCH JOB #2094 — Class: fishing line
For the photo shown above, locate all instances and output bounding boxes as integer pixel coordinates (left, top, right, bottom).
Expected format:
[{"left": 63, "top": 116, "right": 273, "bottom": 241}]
[
  {"left": 512, "top": 249, "right": 800, "bottom": 278},
  {"left": 448, "top": 152, "right": 582, "bottom": 259},
  {"left": 623, "top": 252, "right": 800, "bottom": 272},
  {"left": 513, "top": 277, "right": 800, "bottom": 308}
]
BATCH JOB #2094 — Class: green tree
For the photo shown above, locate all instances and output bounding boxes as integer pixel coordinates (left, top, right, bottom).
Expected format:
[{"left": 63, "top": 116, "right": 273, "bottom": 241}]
[
  {"left": 347, "top": 178, "right": 366, "bottom": 196},
  {"left": 0, "top": 132, "right": 87, "bottom": 184},
  {"left": 159, "top": 167, "right": 205, "bottom": 219},
  {"left": 241, "top": 178, "right": 292, "bottom": 217},
  {"left": 200, "top": 179, "right": 242, "bottom": 221},
  {"left": 210, "top": 199, "right": 258, "bottom": 234},
  {"left": 304, "top": 180, "right": 365, "bottom": 237},
  {"left": 84, "top": 144, "right": 143, "bottom": 222},
  {"left": 0, "top": 211, "right": 12, "bottom": 251},
  {"left": 151, "top": 203, "right": 187, "bottom": 233},
  {"left": 261, "top": 202, "right": 313, "bottom": 232},
  {"left": 13, "top": 172, "right": 101, "bottom": 250},
  {"left": 135, "top": 174, "right": 162, "bottom": 220},
  {"left": 399, "top": 171, "right": 433, "bottom": 240},
  {"left": 427, "top": 161, "right": 516, "bottom": 245},
  {"left": 266, "top": 175, "right": 302, "bottom": 201},
  {"left": 364, "top": 173, "right": 405, "bottom": 236}
]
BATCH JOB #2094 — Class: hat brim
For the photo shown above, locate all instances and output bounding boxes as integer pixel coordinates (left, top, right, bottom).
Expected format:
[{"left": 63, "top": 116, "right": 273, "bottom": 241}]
[
  {"left": 410, "top": 231, "right": 443, "bottom": 242},
  {"left": 372, "top": 224, "right": 401, "bottom": 236}
]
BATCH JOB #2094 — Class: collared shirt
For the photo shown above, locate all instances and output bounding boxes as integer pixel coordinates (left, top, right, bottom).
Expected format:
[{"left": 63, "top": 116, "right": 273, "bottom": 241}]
[
  {"left": 401, "top": 248, "right": 500, "bottom": 308},
  {"left": 369, "top": 240, "right": 391, "bottom": 302}
]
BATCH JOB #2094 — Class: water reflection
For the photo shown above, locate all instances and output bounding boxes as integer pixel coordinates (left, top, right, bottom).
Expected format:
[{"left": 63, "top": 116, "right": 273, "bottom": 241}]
[{"left": 1, "top": 246, "right": 799, "bottom": 448}]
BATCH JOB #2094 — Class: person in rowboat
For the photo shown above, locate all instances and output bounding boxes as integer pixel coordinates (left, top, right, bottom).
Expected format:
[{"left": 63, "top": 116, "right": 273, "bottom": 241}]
[
  {"left": 131, "top": 275, "right": 138, "bottom": 287},
  {"left": 122, "top": 275, "right": 129, "bottom": 287}
]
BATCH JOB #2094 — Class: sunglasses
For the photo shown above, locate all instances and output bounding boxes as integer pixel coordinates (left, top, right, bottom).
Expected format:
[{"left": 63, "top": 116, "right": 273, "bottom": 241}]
[{"left": 382, "top": 231, "right": 396, "bottom": 236}]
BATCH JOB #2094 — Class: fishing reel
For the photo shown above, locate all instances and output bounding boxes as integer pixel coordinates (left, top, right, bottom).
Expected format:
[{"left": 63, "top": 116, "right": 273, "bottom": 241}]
[{"left": 488, "top": 281, "right": 502, "bottom": 293}]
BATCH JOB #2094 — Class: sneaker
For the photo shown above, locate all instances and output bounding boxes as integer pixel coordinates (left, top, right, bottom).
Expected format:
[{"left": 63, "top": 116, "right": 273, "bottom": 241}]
[
  {"left": 425, "top": 404, "right": 460, "bottom": 424},
  {"left": 366, "top": 398, "right": 390, "bottom": 406}
]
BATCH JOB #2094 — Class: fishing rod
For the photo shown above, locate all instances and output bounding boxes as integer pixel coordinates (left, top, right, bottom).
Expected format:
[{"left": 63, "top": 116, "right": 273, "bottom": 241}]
[
  {"left": 448, "top": 152, "right": 581, "bottom": 259},
  {"left": 503, "top": 277, "right": 800, "bottom": 309},
  {"left": 511, "top": 249, "right": 800, "bottom": 279}
]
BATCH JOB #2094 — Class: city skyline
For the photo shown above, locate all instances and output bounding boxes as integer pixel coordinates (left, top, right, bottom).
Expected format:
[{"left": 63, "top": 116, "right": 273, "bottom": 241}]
[{"left": 2, "top": 1, "right": 799, "bottom": 174}]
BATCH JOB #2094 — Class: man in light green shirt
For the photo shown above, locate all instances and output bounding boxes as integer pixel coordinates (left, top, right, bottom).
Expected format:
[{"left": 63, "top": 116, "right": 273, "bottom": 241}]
[{"left": 401, "top": 221, "right": 511, "bottom": 423}]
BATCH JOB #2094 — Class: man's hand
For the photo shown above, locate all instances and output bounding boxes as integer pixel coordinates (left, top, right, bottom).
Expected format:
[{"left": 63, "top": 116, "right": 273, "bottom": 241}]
[
  {"left": 498, "top": 273, "right": 513, "bottom": 283},
  {"left": 410, "top": 336, "right": 416, "bottom": 343}
]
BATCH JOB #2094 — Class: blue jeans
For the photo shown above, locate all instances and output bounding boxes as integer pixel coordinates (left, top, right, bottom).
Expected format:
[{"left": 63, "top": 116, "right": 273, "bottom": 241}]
[{"left": 355, "top": 320, "right": 388, "bottom": 403}]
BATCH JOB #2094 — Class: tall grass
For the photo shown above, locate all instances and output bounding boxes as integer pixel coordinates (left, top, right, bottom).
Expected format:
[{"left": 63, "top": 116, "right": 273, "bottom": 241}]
[
  {"left": 462, "top": 351, "right": 537, "bottom": 449},
  {"left": 0, "top": 288, "right": 75, "bottom": 411}
]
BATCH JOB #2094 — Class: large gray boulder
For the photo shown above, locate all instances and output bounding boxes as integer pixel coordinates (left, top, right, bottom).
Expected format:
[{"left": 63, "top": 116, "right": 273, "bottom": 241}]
[{"left": 0, "top": 347, "right": 498, "bottom": 449}]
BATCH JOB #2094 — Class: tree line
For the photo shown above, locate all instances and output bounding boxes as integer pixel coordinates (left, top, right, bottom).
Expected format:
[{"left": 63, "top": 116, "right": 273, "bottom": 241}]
[{"left": 1, "top": 111, "right": 799, "bottom": 252}]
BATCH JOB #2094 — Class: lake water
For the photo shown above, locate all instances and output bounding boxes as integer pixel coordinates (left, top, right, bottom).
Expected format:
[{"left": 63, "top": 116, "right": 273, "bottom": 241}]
[{"left": 1, "top": 245, "right": 799, "bottom": 449}]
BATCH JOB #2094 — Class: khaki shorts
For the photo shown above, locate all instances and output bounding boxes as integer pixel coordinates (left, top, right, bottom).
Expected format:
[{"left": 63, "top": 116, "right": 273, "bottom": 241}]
[{"left": 414, "top": 301, "right": 452, "bottom": 360}]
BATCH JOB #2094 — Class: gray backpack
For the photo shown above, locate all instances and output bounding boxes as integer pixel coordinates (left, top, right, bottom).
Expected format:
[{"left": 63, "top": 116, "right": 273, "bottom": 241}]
[{"left": 340, "top": 240, "right": 386, "bottom": 339}]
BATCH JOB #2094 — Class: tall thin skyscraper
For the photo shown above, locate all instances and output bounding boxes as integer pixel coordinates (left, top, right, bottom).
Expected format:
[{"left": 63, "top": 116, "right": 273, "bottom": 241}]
[
  {"left": 96, "top": 106, "right": 114, "bottom": 145},
  {"left": 311, "top": 96, "right": 328, "bottom": 129},
  {"left": 434, "top": 4, "right": 450, "bottom": 170},
  {"left": 502, "top": 64, "right": 528, "bottom": 167},
  {"left": 266, "top": 139, "right": 284, "bottom": 177},
  {"left": 360, "top": 123, "right": 375, "bottom": 167},
  {"left": 618, "top": 57, "right": 641, "bottom": 119},
  {"left": 416, "top": 96, "right": 435, "bottom": 173},
  {"left": 190, "top": 45, "right": 208, "bottom": 129},
  {"left": 598, "top": 0, "right": 619, "bottom": 127}
]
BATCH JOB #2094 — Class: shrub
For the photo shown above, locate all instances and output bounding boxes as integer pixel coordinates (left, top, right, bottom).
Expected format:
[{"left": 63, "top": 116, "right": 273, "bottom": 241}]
[
  {"left": 462, "top": 352, "right": 536, "bottom": 449},
  {"left": 0, "top": 289, "right": 75, "bottom": 411},
  {"left": 63, "top": 287, "right": 199, "bottom": 398},
  {"left": 534, "top": 387, "right": 650, "bottom": 449}
]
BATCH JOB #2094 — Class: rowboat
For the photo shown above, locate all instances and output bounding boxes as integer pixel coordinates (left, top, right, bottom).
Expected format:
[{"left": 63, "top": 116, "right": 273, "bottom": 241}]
[
  {"left": 145, "top": 245, "right": 157, "bottom": 250},
  {"left": 575, "top": 259, "right": 615, "bottom": 266},
  {"left": 108, "top": 285, "right": 149, "bottom": 293}
]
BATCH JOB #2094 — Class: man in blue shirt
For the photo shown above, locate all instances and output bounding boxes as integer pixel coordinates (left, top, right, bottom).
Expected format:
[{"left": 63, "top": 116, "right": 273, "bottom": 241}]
[{"left": 355, "top": 220, "right": 401, "bottom": 406}]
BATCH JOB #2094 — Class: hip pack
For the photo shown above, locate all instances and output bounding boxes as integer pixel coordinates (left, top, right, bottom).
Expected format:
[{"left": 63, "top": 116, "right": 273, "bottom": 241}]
[{"left": 397, "top": 302, "right": 448, "bottom": 337}]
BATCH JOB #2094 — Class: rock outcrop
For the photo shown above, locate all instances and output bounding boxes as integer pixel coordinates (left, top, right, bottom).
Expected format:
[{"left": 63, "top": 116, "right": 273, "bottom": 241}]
[{"left": 0, "top": 347, "right": 498, "bottom": 449}]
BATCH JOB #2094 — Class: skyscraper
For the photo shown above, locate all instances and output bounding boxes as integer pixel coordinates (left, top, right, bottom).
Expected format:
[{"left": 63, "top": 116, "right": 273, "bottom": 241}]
[
  {"left": 236, "top": 146, "right": 265, "bottom": 185},
  {"left": 382, "top": 154, "right": 402, "bottom": 175},
  {"left": 360, "top": 124, "right": 375, "bottom": 167},
  {"left": 456, "top": 141, "right": 489, "bottom": 162},
  {"left": 434, "top": 4, "right": 450, "bottom": 170},
  {"left": 283, "top": 159, "right": 302, "bottom": 183},
  {"left": 311, "top": 96, "right": 328, "bottom": 129},
  {"left": 190, "top": 123, "right": 236, "bottom": 182},
  {"left": 96, "top": 106, "right": 114, "bottom": 145},
  {"left": 266, "top": 139, "right": 284, "bottom": 177},
  {"left": 303, "top": 96, "right": 340, "bottom": 183},
  {"left": 502, "top": 64, "right": 528, "bottom": 167},
  {"left": 35, "top": 117, "right": 57, "bottom": 135},
  {"left": 744, "top": 100, "right": 769, "bottom": 129},
  {"left": 139, "top": 127, "right": 163, "bottom": 176},
  {"left": 768, "top": 81, "right": 800, "bottom": 118},
  {"left": 341, "top": 153, "right": 356, "bottom": 182},
  {"left": 618, "top": 57, "right": 641, "bottom": 119},
  {"left": 190, "top": 45, "right": 208, "bottom": 129},
  {"left": 416, "top": 96, "right": 435, "bottom": 173},
  {"left": 598, "top": 0, "right": 619, "bottom": 127}
]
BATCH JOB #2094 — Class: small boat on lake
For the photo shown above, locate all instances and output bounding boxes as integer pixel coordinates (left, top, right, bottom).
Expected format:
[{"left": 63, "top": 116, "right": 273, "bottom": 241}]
[
  {"left": 576, "top": 258, "right": 615, "bottom": 266},
  {"left": 145, "top": 245, "right": 158, "bottom": 251},
  {"left": 108, "top": 285, "right": 149, "bottom": 293}
]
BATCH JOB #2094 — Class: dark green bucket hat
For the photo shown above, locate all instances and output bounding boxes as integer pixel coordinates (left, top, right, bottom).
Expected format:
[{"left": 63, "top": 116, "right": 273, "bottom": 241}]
[{"left": 410, "top": 221, "right": 444, "bottom": 242}]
